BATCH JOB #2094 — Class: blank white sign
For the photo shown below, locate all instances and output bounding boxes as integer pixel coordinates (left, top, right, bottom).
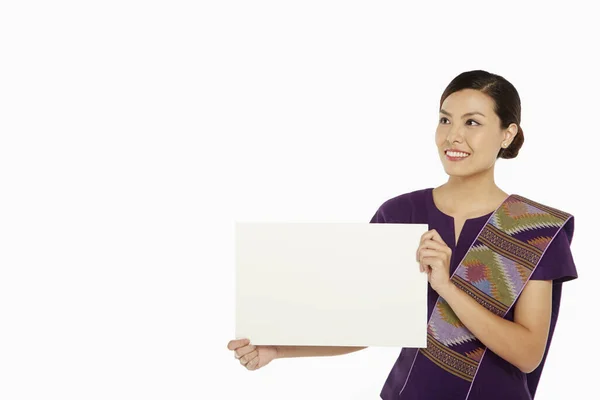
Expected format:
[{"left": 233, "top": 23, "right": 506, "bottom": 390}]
[{"left": 235, "top": 222, "right": 428, "bottom": 347}]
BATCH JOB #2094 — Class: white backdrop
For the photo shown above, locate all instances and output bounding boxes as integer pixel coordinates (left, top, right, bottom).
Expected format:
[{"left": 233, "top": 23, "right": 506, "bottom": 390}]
[{"left": 1, "top": 1, "right": 598, "bottom": 399}]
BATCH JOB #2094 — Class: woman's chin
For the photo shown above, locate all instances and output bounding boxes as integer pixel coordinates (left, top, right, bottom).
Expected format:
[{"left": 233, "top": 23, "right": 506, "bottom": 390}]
[{"left": 442, "top": 165, "right": 474, "bottom": 178}]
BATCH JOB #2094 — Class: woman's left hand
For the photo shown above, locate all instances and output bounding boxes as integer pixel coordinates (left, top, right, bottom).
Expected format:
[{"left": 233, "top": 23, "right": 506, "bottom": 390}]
[{"left": 417, "top": 229, "right": 453, "bottom": 295}]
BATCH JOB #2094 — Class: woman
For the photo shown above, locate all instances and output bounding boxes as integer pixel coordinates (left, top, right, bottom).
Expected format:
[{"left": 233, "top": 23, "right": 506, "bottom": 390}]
[{"left": 226, "top": 70, "right": 578, "bottom": 399}]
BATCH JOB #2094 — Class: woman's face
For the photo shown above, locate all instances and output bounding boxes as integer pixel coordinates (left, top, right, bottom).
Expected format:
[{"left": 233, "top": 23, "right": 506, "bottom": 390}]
[{"left": 435, "top": 89, "right": 516, "bottom": 178}]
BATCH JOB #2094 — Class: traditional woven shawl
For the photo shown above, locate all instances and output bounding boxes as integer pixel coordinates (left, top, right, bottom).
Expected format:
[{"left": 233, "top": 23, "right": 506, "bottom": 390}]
[{"left": 402, "top": 194, "right": 573, "bottom": 399}]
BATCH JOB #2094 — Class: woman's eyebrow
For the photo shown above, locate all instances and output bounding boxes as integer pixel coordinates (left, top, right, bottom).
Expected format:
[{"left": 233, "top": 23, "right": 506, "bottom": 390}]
[{"left": 439, "top": 109, "right": 486, "bottom": 118}]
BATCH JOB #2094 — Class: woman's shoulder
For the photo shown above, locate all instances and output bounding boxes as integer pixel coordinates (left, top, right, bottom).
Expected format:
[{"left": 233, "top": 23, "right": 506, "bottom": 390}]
[
  {"left": 370, "top": 187, "right": 432, "bottom": 223},
  {"left": 380, "top": 187, "right": 431, "bottom": 210}
]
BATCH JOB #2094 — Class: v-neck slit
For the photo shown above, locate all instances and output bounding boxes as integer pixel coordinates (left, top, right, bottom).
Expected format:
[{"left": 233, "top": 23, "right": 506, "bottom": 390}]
[{"left": 425, "top": 187, "right": 495, "bottom": 249}]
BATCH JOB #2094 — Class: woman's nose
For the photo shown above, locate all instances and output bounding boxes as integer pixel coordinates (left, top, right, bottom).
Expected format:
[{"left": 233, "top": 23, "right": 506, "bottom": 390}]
[{"left": 446, "top": 129, "right": 464, "bottom": 145}]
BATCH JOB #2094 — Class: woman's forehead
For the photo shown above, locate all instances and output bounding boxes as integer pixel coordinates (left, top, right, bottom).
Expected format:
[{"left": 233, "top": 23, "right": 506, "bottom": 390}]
[{"left": 441, "top": 89, "right": 495, "bottom": 116}]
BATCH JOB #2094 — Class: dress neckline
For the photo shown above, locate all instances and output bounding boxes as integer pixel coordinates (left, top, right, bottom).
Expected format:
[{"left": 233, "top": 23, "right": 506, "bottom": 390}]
[
  {"left": 426, "top": 187, "right": 496, "bottom": 223},
  {"left": 425, "top": 187, "right": 511, "bottom": 249}
]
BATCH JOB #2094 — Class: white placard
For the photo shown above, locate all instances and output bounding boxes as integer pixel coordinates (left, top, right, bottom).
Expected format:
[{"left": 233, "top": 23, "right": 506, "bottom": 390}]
[{"left": 235, "top": 222, "right": 429, "bottom": 347}]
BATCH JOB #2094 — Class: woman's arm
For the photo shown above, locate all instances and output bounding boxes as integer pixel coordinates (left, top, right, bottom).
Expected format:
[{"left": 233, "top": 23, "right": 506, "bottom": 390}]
[
  {"left": 438, "top": 279, "right": 552, "bottom": 373},
  {"left": 275, "top": 346, "right": 367, "bottom": 359}
]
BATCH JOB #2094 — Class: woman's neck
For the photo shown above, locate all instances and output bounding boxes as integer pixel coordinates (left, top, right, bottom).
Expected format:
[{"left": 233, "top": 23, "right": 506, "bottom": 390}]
[{"left": 435, "top": 171, "right": 508, "bottom": 218}]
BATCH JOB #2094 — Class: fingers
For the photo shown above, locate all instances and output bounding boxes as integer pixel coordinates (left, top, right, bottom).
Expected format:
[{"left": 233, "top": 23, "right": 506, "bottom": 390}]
[
  {"left": 239, "top": 349, "right": 259, "bottom": 368},
  {"left": 429, "top": 230, "right": 446, "bottom": 246},
  {"left": 421, "top": 256, "right": 443, "bottom": 270},
  {"left": 420, "top": 229, "right": 447, "bottom": 247},
  {"left": 419, "top": 230, "right": 434, "bottom": 244},
  {"left": 234, "top": 344, "right": 256, "bottom": 359},
  {"left": 419, "top": 252, "right": 445, "bottom": 272},
  {"left": 420, "top": 239, "right": 448, "bottom": 252},
  {"left": 227, "top": 338, "right": 250, "bottom": 351},
  {"left": 419, "top": 249, "right": 444, "bottom": 260},
  {"left": 423, "top": 229, "right": 446, "bottom": 246},
  {"left": 245, "top": 357, "right": 260, "bottom": 371},
  {"left": 228, "top": 338, "right": 261, "bottom": 371},
  {"left": 417, "top": 241, "right": 451, "bottom": 272},
  {"left": 418, "top": 233, "right": 438, "bottom": 264},
  {"left": 418, "top": 240, "right": 451, "bottom": 259}
]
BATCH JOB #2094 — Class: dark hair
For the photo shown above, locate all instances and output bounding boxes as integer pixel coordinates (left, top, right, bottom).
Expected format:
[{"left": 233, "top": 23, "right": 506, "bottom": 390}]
[{"left": 439, "top": 70, "right": 524, "bottom": 159}]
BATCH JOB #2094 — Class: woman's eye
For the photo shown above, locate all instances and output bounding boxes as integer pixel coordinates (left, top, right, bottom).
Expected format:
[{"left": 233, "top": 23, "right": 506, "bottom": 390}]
[{"left": 439, "top": 117, "right": 480, "bottom": 126}]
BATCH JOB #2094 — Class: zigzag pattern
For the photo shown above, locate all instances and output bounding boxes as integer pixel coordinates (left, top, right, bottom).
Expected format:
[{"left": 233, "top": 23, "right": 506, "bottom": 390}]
[
  {"left": 490, "top": 198, "right": 565, "bottom": 235},
  {"left": 428, "top": 299, "right": 476, "bottom": 346},
  {"left": 420, "top": 194, "right": 572, "bottom": 383},
  {"left": 497, "top": 255, "right": 522, "bottom": 301},
  {"left": 465, "top": 347, "right": 485, "bottom": 362},
  {"left": 528, "top": 236, "right": 553, "bottom": 251},
  {"left": 458, "top": 244, "right": 514, "bottom": 305}
]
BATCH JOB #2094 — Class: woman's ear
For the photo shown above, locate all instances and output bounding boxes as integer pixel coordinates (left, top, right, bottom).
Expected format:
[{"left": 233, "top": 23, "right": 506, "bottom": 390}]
[{"left": 503, "top": 123, "right": 519, "bottom": 145}]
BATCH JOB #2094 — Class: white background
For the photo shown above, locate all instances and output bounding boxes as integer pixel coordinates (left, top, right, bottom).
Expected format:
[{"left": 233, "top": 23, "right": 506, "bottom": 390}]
[{"left": 0, "top": 1, "right": 597, "bottom": 399}]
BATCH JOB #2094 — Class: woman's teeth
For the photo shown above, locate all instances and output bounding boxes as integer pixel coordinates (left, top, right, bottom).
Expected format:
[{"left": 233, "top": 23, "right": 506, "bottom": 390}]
[{"left": 446, "top": 151, "right": 470, "bottom": 158}]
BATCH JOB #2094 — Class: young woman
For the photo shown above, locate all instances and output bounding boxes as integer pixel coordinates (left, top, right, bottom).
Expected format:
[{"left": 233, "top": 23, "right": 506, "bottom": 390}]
[{"left": 227, "top": 70, "right": 578, "bottom": 399}]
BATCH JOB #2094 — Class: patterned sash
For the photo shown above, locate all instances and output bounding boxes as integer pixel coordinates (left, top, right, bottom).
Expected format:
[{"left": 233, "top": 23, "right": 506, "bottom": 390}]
[{"left": 403, "top": 194, "right": 573, "bottom": 398}]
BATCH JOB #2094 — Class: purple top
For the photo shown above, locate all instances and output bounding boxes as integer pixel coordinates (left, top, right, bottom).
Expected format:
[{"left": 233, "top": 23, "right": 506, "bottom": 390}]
[{"left": 370, "top": 188, "right": 578, "bottom": 400}]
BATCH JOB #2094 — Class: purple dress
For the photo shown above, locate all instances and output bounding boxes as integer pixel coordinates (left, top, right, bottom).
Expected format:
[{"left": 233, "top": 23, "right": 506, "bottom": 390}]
[{"left": 370, "top": 188, "right": 578, "bottom": 400}]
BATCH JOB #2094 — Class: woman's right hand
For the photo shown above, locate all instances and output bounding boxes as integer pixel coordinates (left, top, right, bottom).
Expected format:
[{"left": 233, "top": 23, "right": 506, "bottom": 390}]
[{"left": 227, "top": 338, "right": 278, "bottom": 371}]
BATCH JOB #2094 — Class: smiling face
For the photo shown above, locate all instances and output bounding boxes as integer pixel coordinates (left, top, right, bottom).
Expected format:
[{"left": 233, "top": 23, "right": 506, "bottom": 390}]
[{"left": 435, "top": 89, "right": 517, "bottom": 178}]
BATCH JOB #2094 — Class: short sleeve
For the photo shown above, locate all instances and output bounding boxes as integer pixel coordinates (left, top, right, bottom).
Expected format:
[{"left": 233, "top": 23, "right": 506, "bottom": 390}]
[
  {"left": 369, "top": 207, "right": 385, "bottom": 223},
  {"left": 368, "top": 189, "right": 424, "bottom": 224},
  {"left": 530, "top": 223, "right": 578, "bottom": 283}
]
